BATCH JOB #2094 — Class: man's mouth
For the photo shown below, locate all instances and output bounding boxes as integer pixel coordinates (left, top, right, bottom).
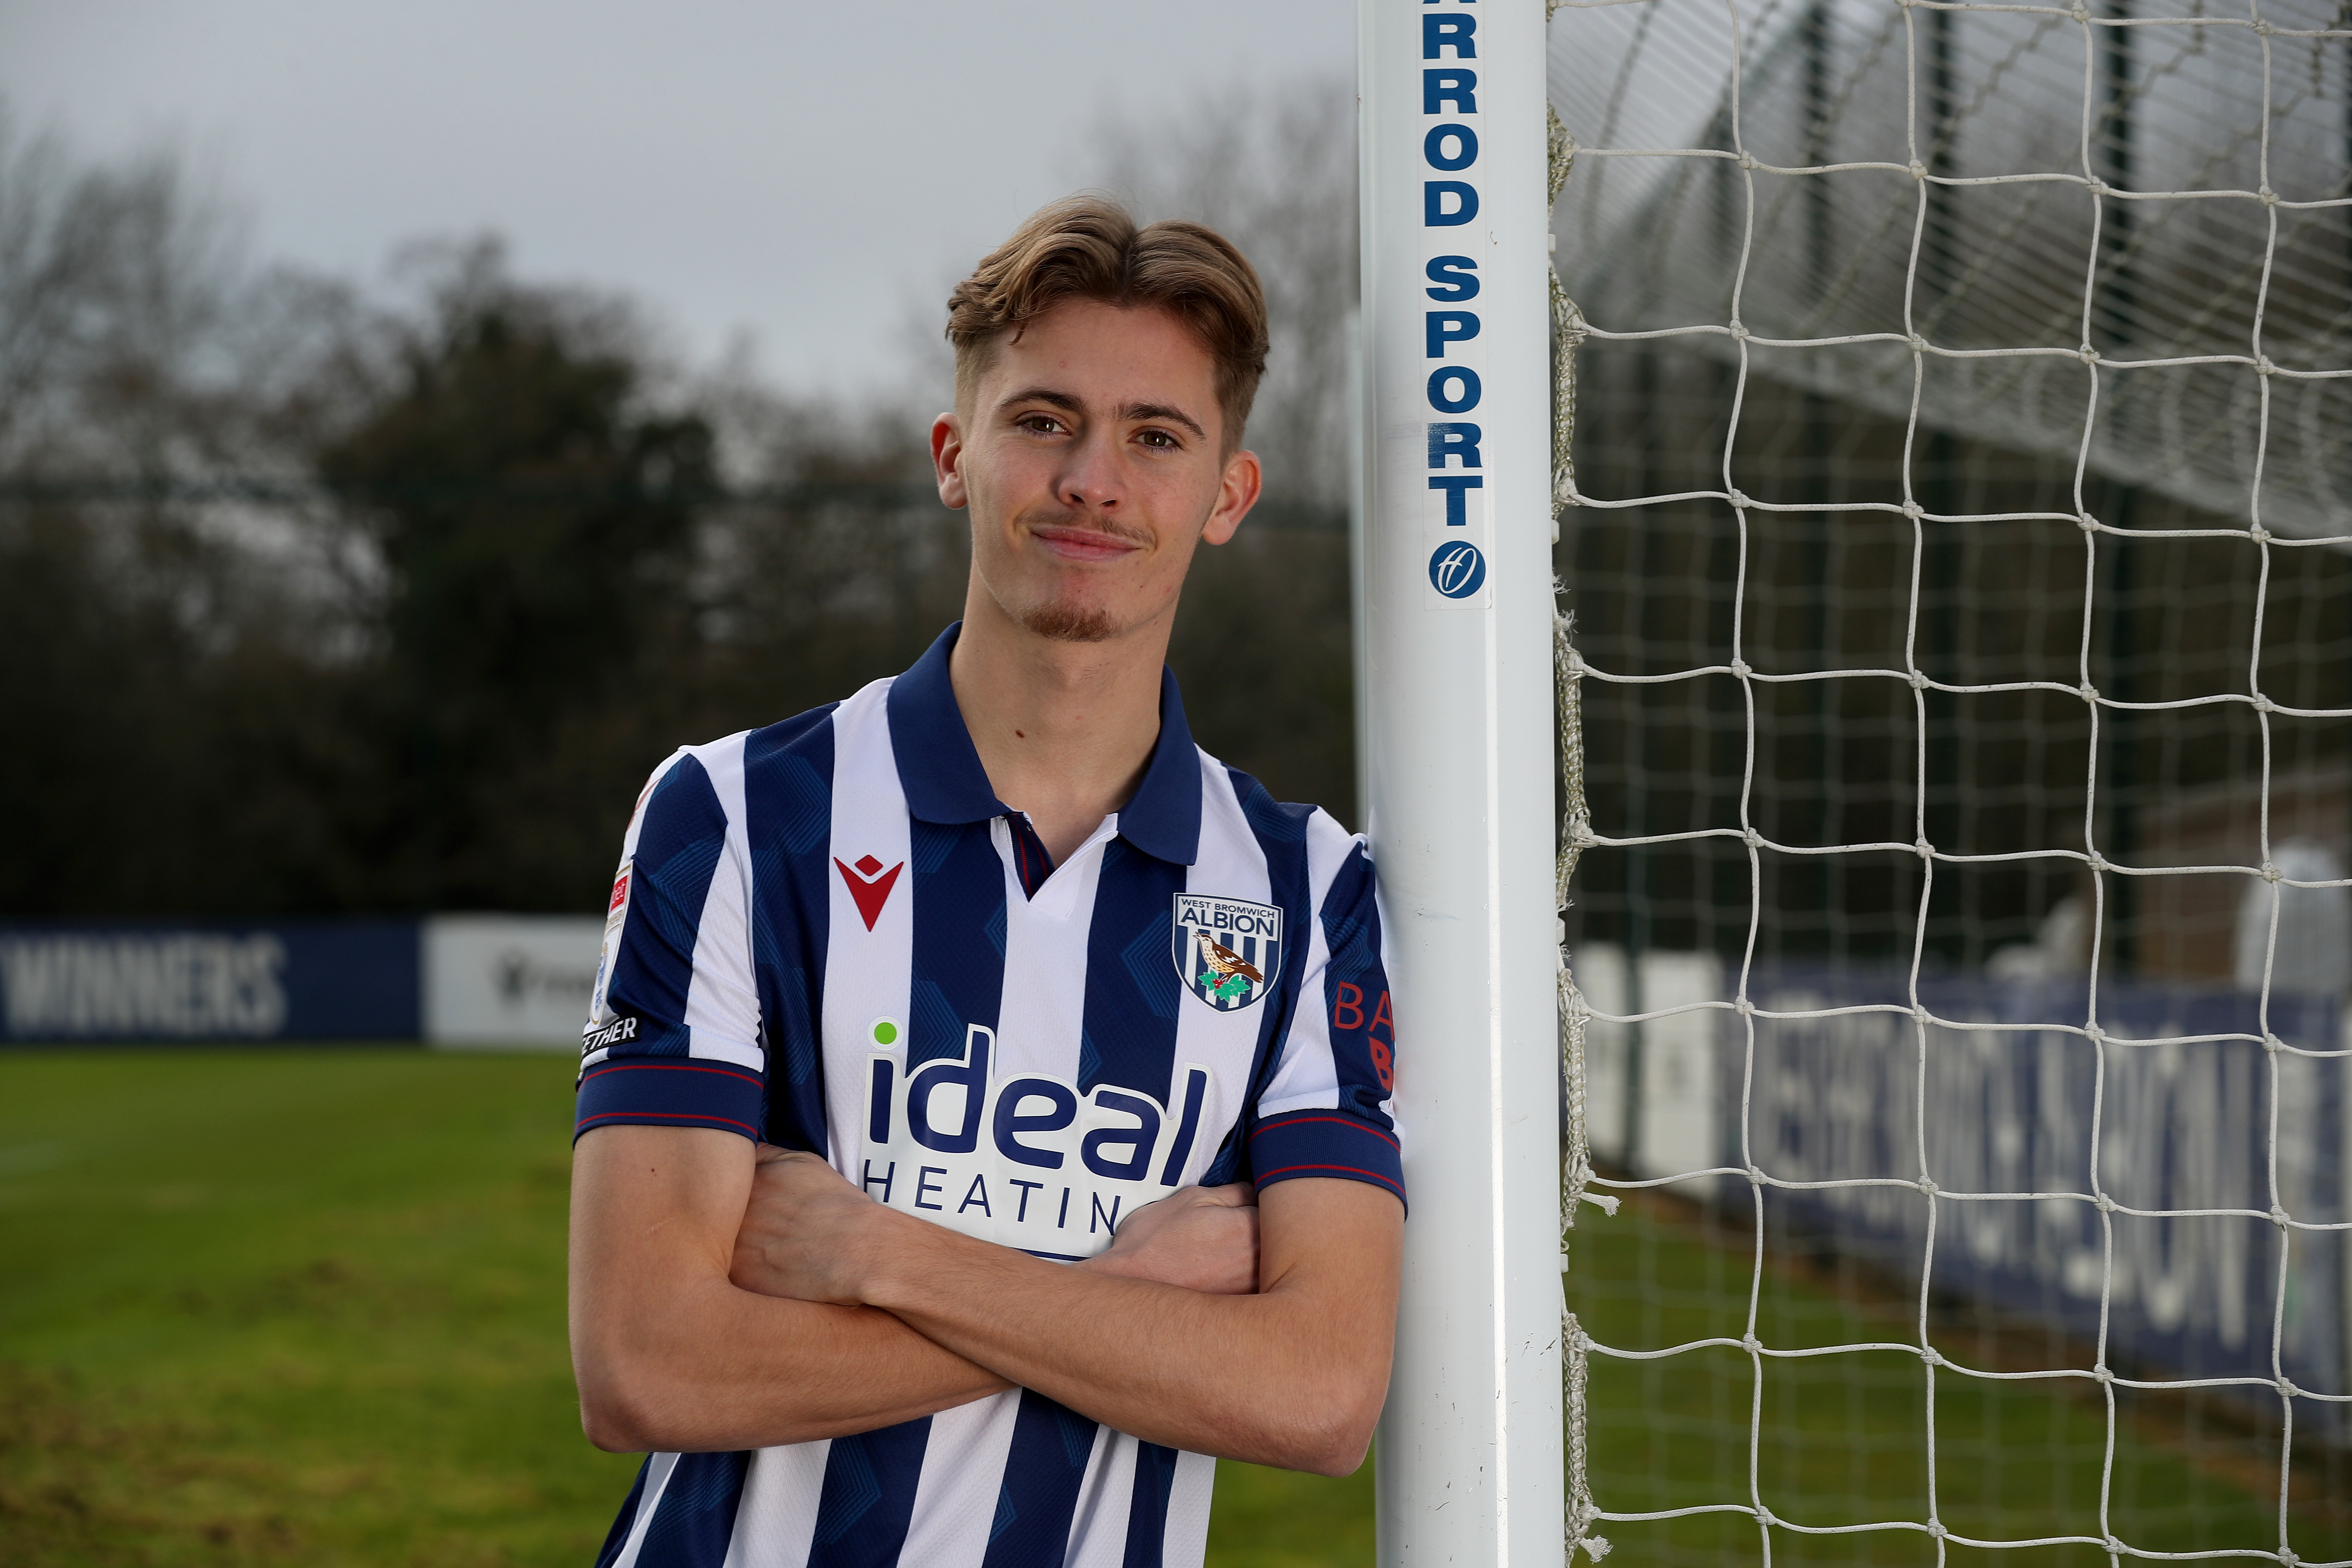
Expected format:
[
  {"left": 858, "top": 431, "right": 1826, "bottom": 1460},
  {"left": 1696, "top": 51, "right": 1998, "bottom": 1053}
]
[{"left": 1027, "top": 522, "right": 1146, "bottom": 563}]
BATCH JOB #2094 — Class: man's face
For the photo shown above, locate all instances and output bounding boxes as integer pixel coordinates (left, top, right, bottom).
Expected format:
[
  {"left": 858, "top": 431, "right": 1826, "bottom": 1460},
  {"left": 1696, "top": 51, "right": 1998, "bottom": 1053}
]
[{"left": 933, "top": 300, "right": 1261, "bottom": 645}]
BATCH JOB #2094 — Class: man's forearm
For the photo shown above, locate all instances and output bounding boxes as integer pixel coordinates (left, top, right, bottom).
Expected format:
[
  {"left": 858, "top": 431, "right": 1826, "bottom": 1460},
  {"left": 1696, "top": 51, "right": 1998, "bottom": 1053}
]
[
  {"left": 570, "top": 1125, "right": 1009, "bottom": 1453},
  {"left": 573, "top": 1246, "right": 1241, "bottom": 1453},
  {"left": 571, "top": 1237, "right": 1222, "bottom": 1452},
  {"left": 573, "top": 1273, "right": 1011, "bottom": 1452},
  {"left": 871, "top": 1241, "right": 1364, "bottom": 1472},
  {"left": 849, "top": 1180, "right": 1400, "bottom": 1475}
]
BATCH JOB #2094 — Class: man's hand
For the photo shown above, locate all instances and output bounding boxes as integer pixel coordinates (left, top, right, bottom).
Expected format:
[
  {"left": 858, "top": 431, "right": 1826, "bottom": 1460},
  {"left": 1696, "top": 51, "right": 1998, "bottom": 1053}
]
[
  {"left": 727, "top": 1146, "right": 894, "bottom": 1305},
  {"left": 728, "top": 1144, "right": 1261, "bottom": 1302},
  {"left": 1087, "top": 1182, "right": 1259, "bottom": 1294}
]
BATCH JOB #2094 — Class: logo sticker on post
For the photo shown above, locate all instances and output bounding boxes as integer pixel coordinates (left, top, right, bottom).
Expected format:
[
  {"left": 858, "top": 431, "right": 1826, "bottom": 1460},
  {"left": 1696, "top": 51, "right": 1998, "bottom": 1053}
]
[{"left": 1427, "top": 540, "right": 1488, "bottom": 599}]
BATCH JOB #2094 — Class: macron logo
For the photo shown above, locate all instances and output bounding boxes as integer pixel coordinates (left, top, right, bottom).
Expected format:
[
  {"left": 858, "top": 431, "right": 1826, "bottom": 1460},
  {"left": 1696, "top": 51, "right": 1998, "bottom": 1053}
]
[{"left": 835, "top": 854, "right": 905, "bottom": 931}]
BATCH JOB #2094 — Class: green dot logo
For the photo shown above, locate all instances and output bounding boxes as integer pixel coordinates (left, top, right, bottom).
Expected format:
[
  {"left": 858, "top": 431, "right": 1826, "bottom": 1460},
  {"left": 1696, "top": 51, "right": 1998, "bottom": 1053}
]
[{"left": 869, "top": 1017, "right": 902, "bottom": 1047}]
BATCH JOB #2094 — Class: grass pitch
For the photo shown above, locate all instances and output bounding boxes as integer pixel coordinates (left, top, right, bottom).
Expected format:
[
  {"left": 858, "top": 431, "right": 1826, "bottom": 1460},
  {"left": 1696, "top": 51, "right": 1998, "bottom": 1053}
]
[
  {"left": 0, "top": 1049, "right": 1368, "bottom": 1567},
  {"left": 1, "top": 1049, "right": 2328, "bottom": 1566},
  {"left": 1566, "top": 1194, "right": 2351, "bottom": 1566}
]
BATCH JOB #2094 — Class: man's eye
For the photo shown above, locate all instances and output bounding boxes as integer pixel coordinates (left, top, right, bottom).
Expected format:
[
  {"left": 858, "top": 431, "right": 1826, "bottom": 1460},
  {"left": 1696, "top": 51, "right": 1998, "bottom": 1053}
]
[
  {"left": 1138, "top": 429, "right": 1179, "bottom": 449},
  {"left": 1019, "top": 414, "right": 1066, "bottom": 434}
]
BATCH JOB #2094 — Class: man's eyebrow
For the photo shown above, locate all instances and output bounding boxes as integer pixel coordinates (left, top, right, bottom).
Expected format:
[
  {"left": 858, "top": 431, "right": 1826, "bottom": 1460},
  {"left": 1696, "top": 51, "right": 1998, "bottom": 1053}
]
[
  {"left": 1002, "top": 386, "right": 1084, "bottom": 415},
  {"left": 1119, "top": 402, "right": 1207, "bottom": 442}
]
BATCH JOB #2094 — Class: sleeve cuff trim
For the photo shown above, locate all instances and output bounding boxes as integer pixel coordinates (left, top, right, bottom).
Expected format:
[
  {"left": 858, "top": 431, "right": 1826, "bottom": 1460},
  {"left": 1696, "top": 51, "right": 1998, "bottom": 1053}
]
[
  {"left": 1250, "top": 1112, "right": 1398, "bottom": 1151},
  {"left": 1247, "top": 1108, "right": 1406, "bottom": 1207},
  {"left": 574, "top": 1110, "right": 760, "bottom": 1140}
]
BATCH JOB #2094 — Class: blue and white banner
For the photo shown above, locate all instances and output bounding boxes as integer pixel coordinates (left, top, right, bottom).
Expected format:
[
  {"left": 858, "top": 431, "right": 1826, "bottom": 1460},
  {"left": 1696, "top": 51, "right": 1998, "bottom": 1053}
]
[
  {"left": 1725, "top": 969, "right": 2349, "bottom": 1438},
  {"left": 0, "top": 922, "right": 420, "bottom": 1041}
]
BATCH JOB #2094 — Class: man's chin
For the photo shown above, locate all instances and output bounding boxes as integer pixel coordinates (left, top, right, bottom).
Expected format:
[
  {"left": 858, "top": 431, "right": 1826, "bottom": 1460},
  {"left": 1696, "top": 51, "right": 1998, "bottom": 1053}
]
[{"left": 1017, "top": 602, "right": 1122, "bottom": 643}]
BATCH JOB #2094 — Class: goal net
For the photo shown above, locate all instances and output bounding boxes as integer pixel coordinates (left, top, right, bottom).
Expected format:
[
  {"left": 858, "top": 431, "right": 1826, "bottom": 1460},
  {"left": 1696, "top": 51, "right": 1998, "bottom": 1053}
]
[{"left": 1545, "top": 0, "right": 2352, "bottom": 1562}]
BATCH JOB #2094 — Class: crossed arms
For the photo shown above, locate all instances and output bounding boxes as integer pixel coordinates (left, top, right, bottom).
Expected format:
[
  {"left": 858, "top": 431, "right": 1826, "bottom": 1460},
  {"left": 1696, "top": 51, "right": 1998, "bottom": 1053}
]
[{"left": 568, "top": 1124, "right": 1404, "bottom": 1476}]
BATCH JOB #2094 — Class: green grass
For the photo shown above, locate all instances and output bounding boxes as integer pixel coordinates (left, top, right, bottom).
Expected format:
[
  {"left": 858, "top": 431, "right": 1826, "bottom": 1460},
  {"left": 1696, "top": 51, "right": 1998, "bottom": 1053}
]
[
  {"left": 0, "top": 1048, "right": 1369, "bottom": 1566},
  {"left": 1566, "top": 1195, "right": 2352, "bottom": 1567},
  {"left": 3, "top": 1051, "right": 2329, "bottom": 1568}
]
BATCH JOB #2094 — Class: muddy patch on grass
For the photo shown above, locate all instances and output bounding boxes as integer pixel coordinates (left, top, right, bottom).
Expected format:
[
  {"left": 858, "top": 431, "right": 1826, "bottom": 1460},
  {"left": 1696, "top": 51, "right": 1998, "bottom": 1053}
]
[{"left": 0, "top": 1363, "right": 312, "bottom": 1567}]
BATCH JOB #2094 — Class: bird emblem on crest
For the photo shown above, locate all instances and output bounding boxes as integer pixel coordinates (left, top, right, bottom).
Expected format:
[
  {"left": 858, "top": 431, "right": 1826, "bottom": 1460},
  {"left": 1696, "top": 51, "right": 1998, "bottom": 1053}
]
[{"left": 1194, "top": 931, "right": 1265, "bottom": 995}]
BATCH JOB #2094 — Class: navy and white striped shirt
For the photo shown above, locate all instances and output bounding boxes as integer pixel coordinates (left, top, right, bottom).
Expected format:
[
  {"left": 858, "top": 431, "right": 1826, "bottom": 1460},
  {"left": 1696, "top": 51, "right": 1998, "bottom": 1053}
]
[{"left": 575, "top": 623, "right": 1402, "bottom": 1568}]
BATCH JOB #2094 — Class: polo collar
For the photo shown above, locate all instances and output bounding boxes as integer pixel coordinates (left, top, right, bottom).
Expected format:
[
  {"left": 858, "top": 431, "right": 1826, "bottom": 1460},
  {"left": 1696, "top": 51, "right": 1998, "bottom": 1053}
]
[{"left": 885, "top": 622, "right": 1203, "bottom": 867}]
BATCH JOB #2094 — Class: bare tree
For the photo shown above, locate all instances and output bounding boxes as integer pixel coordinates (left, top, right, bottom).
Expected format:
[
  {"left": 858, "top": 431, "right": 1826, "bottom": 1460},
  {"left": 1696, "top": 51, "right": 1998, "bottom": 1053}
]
[{"left": 0, "top": 106, "right": 361, "bottom": 480}]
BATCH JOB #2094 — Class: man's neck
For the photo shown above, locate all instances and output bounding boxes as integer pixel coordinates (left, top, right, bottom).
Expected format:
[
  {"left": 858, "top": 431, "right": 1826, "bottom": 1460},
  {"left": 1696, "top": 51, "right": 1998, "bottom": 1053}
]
[{"left": 948, "top": 594, "right": 1170, "bottom": 868}]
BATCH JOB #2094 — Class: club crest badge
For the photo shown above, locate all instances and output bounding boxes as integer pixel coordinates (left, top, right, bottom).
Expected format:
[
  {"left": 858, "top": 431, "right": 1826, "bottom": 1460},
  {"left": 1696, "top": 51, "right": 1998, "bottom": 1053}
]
[{"left": 1170, "top": 894, "right": 1283, "bottom": 1012}]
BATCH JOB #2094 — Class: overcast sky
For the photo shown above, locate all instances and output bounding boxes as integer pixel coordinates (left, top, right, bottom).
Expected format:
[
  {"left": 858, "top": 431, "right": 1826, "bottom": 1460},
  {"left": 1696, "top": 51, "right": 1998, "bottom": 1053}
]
[{"left": 2, "top": 0, "right": 1354, "bottom": 396}]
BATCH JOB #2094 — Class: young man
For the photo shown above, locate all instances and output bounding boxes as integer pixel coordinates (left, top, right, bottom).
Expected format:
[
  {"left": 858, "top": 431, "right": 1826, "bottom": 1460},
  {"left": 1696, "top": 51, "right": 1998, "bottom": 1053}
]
[{"left": 568, "top": 196, "right": 1404, "bottom": 1568}]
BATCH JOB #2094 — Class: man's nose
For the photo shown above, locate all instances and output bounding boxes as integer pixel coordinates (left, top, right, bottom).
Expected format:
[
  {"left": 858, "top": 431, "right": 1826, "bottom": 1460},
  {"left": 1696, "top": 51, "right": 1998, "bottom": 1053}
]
[{"left": 1057, "top": 431, "right": 1124, "bottom": 511}]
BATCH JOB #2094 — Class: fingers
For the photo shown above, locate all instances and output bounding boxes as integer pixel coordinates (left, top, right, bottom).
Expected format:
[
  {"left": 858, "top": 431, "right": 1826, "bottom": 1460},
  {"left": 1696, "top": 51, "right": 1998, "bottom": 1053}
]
[{"left": 750, "top": 1146, "right": 840, "bottom": 1181}]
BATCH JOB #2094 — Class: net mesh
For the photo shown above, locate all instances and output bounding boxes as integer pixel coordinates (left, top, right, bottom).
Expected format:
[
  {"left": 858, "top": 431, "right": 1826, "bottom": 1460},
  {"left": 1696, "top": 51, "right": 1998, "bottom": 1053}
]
[{"left": 1544, "top": 0, "right": 2352, "bottom": 1562}]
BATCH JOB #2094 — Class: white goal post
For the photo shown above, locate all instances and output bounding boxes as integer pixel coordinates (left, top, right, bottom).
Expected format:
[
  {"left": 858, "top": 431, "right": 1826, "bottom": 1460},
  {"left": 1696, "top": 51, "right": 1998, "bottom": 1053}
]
[{"left": 1358, "top": 2, "right": 1567, "bottom": 1565}]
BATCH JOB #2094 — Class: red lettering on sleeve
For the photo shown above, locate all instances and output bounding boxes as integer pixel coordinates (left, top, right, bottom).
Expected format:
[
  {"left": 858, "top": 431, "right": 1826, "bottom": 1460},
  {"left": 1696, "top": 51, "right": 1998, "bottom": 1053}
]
[
  {"left": 1332, "top": 982, "right": 1365, "bottom": 1032},
  {"left": 1370, "top": 989, "right": 1395, "bottom": 1040}
]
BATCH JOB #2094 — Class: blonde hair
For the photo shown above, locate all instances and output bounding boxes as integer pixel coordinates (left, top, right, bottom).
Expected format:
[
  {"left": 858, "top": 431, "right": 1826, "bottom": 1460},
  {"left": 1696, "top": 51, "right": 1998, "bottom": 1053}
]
[{"left": 946, "top": 195, "right": 1270, "bottom": 451}]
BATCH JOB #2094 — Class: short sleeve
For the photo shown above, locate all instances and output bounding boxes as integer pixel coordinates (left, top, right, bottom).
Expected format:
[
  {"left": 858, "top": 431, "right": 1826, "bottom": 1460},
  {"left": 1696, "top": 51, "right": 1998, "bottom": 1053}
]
[
  {"left": 573, "top": 744, "right": 766, "bottom": 1145},
  {"left": 1249, "top": 817, "right": 1404, "bottom": 1207}
]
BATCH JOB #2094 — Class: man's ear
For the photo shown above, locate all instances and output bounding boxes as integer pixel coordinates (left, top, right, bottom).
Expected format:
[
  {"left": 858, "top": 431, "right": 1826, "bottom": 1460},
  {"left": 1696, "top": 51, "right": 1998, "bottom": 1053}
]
[
  {"left": 932, "top": 411, "right": 968, "bottom": 510},
  {"left": 1201, "top": 448, "right": 1262, "bottom": 547}
]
